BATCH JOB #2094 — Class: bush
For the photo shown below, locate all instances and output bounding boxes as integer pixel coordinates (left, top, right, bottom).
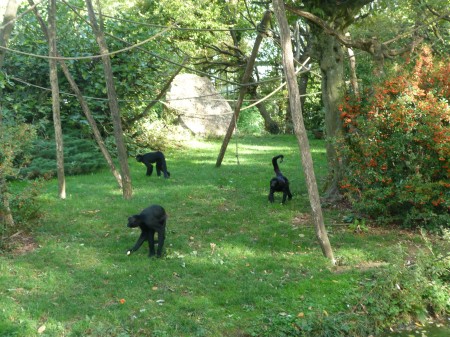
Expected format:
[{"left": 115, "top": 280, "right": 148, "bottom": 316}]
[
  {"left": 20, "top": 131, "right": 107, "bottom": 178},
  {"left": 338, "top": 47, "right": 450, "bottom": 230},
  {"left": 0, "top": 121, "right": 42, "bottom": 247},
  {"left": 3, "top": 180, "right": 43, "bottom": 234}
]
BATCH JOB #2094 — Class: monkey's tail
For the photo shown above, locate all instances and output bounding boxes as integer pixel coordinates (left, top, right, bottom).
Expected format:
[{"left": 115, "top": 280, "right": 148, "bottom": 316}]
[{"left": 272, "top": 155, "right": 284, "bottom": 174}]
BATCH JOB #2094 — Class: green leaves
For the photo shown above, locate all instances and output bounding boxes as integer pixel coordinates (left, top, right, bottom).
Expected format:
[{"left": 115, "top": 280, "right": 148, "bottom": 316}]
[{"left": 339, "top": 47, "right": 450, "bottom": 229}]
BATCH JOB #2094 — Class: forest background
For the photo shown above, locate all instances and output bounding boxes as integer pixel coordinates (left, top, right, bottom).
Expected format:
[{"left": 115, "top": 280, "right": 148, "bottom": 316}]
[{"left": 0, "top": 0, "right": 449, "bottom": 336}]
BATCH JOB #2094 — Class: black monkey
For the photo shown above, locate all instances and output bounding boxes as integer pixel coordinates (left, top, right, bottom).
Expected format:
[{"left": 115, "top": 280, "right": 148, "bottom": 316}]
[
  {"left": 268, "top": 155, "right": 293, "bottom": 204},
  {"left": 136, "top": 151, "right": 170, "bottom": 178},
  {"left": 126, "top": 205, "right": 167, "bottom": 258}
]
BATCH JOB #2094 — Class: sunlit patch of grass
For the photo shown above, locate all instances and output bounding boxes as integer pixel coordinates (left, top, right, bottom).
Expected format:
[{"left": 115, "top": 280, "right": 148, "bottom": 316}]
[{"left": 1, "top": 135, "right": 446, "bottom": 336}]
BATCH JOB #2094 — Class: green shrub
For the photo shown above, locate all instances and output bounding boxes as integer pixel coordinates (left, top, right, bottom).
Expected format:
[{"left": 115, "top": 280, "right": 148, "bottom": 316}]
[
  {"left": 237, "top": 107, "right": 265, "bottom": 135},
  {"left": 0, "top": 121, "right": 42, "bottom": 247},
  {"left": 4, "top": 180, "right": 43, "bottom": 233},
  {"left": 338, "top": 47, "right": 450, "bottom": 230},
  {"left": 20, "top": 132, "right": 107, "bottom": 178}
]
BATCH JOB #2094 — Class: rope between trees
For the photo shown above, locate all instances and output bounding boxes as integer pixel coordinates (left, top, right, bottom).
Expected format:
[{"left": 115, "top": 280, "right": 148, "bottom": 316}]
[{"left": 0, "top": 26, "right": 172, "bottom": 60}]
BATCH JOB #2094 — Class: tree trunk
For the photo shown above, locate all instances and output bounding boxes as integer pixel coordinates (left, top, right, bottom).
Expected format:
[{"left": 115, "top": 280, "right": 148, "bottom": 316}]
[
  {"left": 247, "top": 80, "right": 280, "bottom": 134},
  {"left": 85, "top": 0, "right": 132, "bottom": 199},
  {"left": 346, "top": 33, "right": 359, "bottom": 96},
  {"left": 29, "top": 0, "right": 123, "bottom": 189},
  {"left": 273, "top": 0, "right": 335, "bottom": 263},
  {"left": 256, "top": 100, "right": 280, "bottom": 134},
  {"left": 0, "top": 0, "right": 17, "bottom": 68},
  {"left": 216, "top": 10, "right": 272, "bottom": 167},
  {"left": 48, "top": 0, "right": 66, "bottom": 199},
  {"left": 315, "top": 29, "right": 345, "bottom": 200},
  {"left": 0, "top": 0, "right": 19, "bottom": 227}
]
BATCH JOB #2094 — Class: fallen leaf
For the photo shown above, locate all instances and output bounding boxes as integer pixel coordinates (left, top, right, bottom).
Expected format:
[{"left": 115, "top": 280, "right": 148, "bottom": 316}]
[{"left": 210, "top": 242, "right": 217, "bottom": 254}]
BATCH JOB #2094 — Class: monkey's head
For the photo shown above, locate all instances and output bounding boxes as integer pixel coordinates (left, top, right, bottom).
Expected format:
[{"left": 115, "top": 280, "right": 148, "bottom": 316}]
[
  {"left": 127, "top": 216, "right": 141, "bottom": 228},
  {"left": 136, "top": 155, "right": 143, "bottom": 162}
]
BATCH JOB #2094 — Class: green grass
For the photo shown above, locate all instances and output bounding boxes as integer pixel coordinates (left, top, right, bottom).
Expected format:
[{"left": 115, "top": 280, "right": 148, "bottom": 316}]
[{"left": 0, "top": 135, "right": 446, "bottom": 337}]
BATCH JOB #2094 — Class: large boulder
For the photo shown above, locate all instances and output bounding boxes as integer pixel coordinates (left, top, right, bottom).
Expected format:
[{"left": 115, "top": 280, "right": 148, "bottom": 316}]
[{"left": 166, "top": 74, "right": 233, "bottom": 136}]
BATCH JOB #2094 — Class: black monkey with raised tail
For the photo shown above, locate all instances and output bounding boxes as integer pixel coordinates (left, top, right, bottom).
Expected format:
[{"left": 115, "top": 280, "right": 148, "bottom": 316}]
[{"left": 268, "top": 155, "right": 292, "bottom": 204}]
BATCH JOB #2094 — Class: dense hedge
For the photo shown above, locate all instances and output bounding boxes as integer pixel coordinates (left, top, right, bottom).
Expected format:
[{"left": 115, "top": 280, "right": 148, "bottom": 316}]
[{"left": 338, "top": 47, "right": 449, "bottom": 230}]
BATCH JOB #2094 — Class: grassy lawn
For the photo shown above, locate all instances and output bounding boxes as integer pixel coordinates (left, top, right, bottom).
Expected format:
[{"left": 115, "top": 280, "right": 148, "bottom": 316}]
[{"left": 0, "top": 135, "right": 446, "bottom": 336}]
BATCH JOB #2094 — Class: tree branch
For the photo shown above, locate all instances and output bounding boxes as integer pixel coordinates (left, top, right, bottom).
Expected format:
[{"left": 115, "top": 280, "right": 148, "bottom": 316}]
[
  {"left": 125, "top": 57, "right": 187, "bottom": 128},
  {"left": 285, "top": 4, "right": 424, "bottom": 61}
]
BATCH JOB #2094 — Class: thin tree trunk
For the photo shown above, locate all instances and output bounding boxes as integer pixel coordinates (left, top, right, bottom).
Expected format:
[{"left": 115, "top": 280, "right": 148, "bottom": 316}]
[
  {"left": 0, "top": 0, "right": 18, "bottom": 227},
  {"left": 85, "top": 0, "right": 132, "bottom": 199},
  {"left": 48, "top": 0, "right": 66, "bottom": 199},
  {"left": 347, "top": 36, "right": 359, "bottom": 96},
  {"left": 216, "top": 10, "right": 272, "bottom": 167},
  {"left": 273, "top": 0, "right": 335, "bottom": 263},
  {"left": 28, "top": 0, "right": 123, "bottom": 189},
  {"left": 0, "top": 178, "right": 14, "bottom": 227},
  {"left": 0, "top": 0, "right": 17, "bottom": 67}
]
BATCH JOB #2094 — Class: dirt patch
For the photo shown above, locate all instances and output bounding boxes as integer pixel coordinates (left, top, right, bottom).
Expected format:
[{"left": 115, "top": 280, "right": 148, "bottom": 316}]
[
  {"left": 292, "top": 213, "right": 311, "bottom": 227},
  {"left": 332, "top": 261, "right": 389, "bottom": 274},
  {"left": 2, "top": 231, "right": 39, "bottom": 255}
]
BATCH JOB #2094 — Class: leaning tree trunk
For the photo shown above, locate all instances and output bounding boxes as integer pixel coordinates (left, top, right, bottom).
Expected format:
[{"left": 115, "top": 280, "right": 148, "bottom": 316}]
[
  {"left": 273, "top": 0, "right": 335, "bottom": 263},
  {"left": 29, "top": 0, "right": 123, "bottom": 189},
  {"left": 315, "top": 29, "right": 346, "bottom": 200},
  {"left": 48, "top": 0, "right": 66, "bottom": 199},
  {"left": 85, "top": 0, "right": 132, "bottom": 199},
  {"left": 0, "top": 0, "right": 19, "bottom": 227},
  {"left": 216, "top": 10, "right": 272, "bottom": 167}
]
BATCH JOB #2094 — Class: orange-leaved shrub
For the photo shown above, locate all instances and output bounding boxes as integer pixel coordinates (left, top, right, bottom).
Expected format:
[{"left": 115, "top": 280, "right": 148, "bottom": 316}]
[{"left": 338, "top": 47, "right": 449, "bottom": 229}]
